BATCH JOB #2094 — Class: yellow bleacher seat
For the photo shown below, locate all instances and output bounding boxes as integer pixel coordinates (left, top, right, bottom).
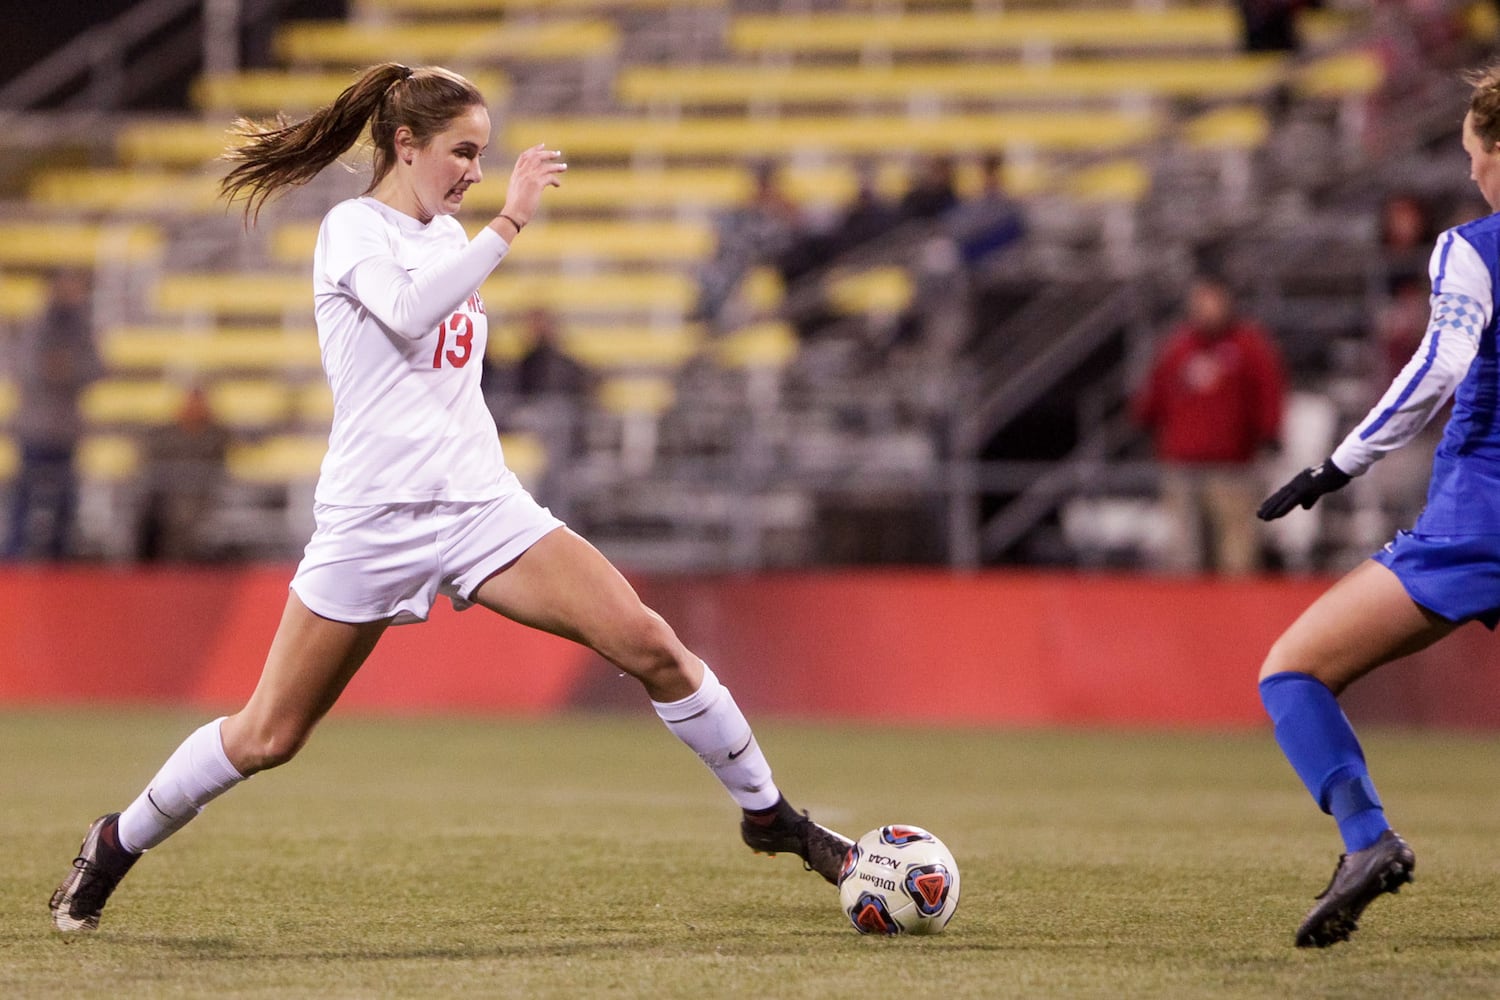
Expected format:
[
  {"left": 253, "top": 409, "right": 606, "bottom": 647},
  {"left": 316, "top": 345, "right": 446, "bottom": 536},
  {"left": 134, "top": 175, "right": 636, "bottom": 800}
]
[
  {"left": 274, "top": 19, "right": 619, "bottom": 65},
  {"left": 76, "top": 434, "right": 141, "bottom": 482},
  {"left": 153, "top": 274, "right": 311, "bottom": 319},
  {"left": 0, "top": 436, "right": 17, "bottom": 481},
  {"left": 730, "top": 9, "right": 1353, "bottom": 57},
  {"left": 193, "top": 69, "right": 510, "bottom": 114},
  {"left": 117, "top": 120, "right": 246, "bottom": 168},
  {"left": 1066, "top": 160, "right": 1151, "bottom": 203},
  {"left": 0, "top": 274, "right": 47, "bottom": 321},
  {"left": 730, "top": 10, "right": 1244, "bottom": 56},
  {"left": 81, "top": 380, "right": 187, "bottom": 427},
  {"left": 498, "top": 430, "right": 547, "bottom": 485},
  {"left": 497, "top": 221, "right": 716, "bottom": 265},
  {"left": 1184, "top": 105, "right": 1271, "bottom": 152},
  {"left": 357, "top": 0, "right": 721, "bottom": 12},
  {"left": 227, "top": 434, "right": 327, "bottom": 483},
  {"left": 826, "top": 267, "right": 915, "bottom": 316},
  {"left": 485, "top": 322, "right": 703, "bottom": 368},
  {"left": 714, "top": 320, "right": 798, "bottom": 369},
  {"left": 596, "top": 374, "right": 676, "bottom": 416},
  {"left": 102, "top": 326, "right": 322, "bottom": 374},
  {"left": 736, "top": 267, "right": 786, "bottom": 315},
  {"left": 207, "top": 379, "right": 295, "bottom": 431},
  {"left": 296, "top": 382, "right": 335, "bottom": 425},
  {"left": 502, "top": 111, "right": 1160, "bottom": 161},
  {"left": 0, "top": 223, "right": 164, "bottom": 268},
  {"left": 564, "top": 326, "right": 704, "bottom": 370},
  {"left": 494, "top": 166, "right": 754, "bottom": 212},
  {"left": 486, "top": 325, "right": 525, "bottom": 362},
  {"left": 0, "top": 380, "right": 18, "bottom": 425},
  {"left": 617, "top": 56, "right": 1289, "bottom": 111},
  {"left": 458, "top": 163, "right": 861, "bottom": 215},
  {"left": 29, "top": 170, "right": 225, "bottom": 215},
  {"left": 480, "top": 273, "right": 697, "bottom": 316},
  {"left": 273, "top": 220, "right": 717, "bottom": 267},
  {"left": 1295, "top": 51, "right": 1384, "bottom": 100}
]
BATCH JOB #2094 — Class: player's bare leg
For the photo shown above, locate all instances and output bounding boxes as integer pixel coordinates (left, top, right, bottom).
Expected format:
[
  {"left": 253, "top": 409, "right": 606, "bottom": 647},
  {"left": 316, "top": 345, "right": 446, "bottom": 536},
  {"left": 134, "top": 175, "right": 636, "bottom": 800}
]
[
  {"left": 471, "top": 526, "right": 852, "bottom": 882},
  {"left": 1259, "top": 560, "right": 1450, "bottom": 947},
  {"left": 219, "top": 594, "right": 390, "bottom": 775},
  {"left": 50, "top": 594, "right": 388, "bottom": 932}
]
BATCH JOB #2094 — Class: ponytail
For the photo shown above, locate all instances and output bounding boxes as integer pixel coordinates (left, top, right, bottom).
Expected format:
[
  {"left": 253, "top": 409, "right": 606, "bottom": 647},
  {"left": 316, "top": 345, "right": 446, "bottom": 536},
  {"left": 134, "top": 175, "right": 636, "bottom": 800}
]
[{"left": 219, "top": 62, "right": 484, "bottom": 224}]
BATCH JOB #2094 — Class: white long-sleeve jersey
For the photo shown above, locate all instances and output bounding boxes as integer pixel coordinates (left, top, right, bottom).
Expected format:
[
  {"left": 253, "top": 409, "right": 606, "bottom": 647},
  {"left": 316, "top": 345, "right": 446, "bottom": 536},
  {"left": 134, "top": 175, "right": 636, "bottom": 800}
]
[{"left": 311, "top": 197, "right": 511, "bottom": 505}]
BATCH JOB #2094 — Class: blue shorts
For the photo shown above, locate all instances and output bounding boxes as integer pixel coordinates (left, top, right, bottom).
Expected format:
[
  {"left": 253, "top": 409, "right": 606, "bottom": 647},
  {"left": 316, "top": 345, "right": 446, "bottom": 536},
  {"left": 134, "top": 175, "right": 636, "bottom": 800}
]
[{"left": 1373, "top": 530, "right": 1500, "bottom": 630}]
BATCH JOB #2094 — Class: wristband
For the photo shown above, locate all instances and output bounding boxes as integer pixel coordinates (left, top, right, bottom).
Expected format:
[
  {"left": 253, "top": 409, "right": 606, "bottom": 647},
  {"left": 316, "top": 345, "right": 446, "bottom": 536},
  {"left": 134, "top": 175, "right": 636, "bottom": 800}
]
[{"left": 499, "top": 213, "right": 526, "bottom": 232}]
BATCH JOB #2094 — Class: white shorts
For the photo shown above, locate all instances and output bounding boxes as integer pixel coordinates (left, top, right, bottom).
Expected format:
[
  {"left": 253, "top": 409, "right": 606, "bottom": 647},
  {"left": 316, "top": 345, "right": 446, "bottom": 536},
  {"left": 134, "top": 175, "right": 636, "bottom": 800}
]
[{"left": 290, "top": 476, "right": 564, "bottom": 625}]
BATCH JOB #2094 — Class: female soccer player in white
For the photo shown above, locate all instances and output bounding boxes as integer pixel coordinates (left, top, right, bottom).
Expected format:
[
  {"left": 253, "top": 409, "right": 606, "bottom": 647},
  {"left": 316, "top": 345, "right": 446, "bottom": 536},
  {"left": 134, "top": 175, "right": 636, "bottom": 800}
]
[
  {"left": 1256, "top": 63, "right": 1500, "bottom": 948},
  {"left": 50, "top": 63, "right": 850, "bottom": 933}
]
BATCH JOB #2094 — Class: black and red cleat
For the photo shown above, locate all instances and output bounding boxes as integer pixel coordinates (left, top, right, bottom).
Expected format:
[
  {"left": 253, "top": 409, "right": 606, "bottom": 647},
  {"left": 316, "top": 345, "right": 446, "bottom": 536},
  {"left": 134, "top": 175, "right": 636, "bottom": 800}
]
[{"left": 741, "top": 797, "right": 854, "bottom": 885}]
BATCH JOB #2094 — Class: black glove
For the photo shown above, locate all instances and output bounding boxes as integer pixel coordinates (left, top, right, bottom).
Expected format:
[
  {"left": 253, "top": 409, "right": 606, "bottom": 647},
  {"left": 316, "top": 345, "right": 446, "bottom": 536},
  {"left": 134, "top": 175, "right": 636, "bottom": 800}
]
[{"left": 1257, "top": 459, "right": 1352, "bottom": 521}]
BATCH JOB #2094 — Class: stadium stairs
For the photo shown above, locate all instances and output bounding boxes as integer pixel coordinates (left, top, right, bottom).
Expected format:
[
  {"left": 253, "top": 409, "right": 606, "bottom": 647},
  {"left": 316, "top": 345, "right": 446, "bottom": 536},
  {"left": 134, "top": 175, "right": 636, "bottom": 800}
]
[{"left": 0, "top": 0, "right": 1412, "bottom": 569}]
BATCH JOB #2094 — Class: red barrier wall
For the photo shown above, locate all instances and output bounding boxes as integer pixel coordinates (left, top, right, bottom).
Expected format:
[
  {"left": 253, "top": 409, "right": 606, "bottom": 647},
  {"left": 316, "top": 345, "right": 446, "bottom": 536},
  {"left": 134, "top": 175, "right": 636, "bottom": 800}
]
[{"left": 2, "top": 566, "right": 1496, "bottom": 726}]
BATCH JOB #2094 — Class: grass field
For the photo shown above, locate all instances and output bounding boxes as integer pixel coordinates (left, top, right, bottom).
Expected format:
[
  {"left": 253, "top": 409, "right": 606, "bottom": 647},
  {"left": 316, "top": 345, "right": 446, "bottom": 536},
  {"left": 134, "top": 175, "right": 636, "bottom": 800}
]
[{"left": 4, "top": 710, "right": 1500, "bottom": 998}]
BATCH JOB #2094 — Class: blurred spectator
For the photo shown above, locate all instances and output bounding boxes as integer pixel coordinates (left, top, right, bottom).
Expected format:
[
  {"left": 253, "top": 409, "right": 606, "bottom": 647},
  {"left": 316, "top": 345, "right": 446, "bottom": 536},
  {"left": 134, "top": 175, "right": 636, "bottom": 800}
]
[
  {"left": 1374, "top": 275, "right": 1429, "bottom": 380},
  {"left": 515, "top": 306, "right": 591, "bottom": 401},
  {"left": 1236, "top": 0, "right": 1303, "bottom": 52},
  {"left": 820, "top": 163, "right": 901, "bottom": 260},
  {"left": 945, "top": 153, "right": 1026, "bottom": 266},
  {"left": 5, "top": 271, "right": 100, "bottom": 561},
  {"left": 1378, "top": 192, "right": 1434, "bottom": 290},
  {"left": 1133, "top": 275, "right": 1287, "bottom": 575},
  {"left": 1359, "top": 274, "right": 1446, "bottom": 538},
  {"left": 137, "top": 385, "right": 230, "bottom": 562},
  {"left": 897, "top": 154, "right": 959, "bottom": 222},
  {"left": 693, "top": 162, "right": 802, "bottom": 324}
]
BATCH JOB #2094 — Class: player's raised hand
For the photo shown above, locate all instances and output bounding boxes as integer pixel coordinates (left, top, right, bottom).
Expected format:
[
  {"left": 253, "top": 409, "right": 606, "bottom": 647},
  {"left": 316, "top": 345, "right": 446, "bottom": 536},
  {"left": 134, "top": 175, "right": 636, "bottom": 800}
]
[
  {"left": 496, "top": 143, "right": 566, "bottom": 229},
  {"left": 1257, "top": 459, "right": 1352, "bottom": 521}
]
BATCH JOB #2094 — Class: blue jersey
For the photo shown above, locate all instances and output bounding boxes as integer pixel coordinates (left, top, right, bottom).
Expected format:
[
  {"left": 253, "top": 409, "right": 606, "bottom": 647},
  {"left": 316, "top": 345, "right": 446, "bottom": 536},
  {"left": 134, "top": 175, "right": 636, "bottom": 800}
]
[{"left": 1333, "top": 212, "right": 1500, "bottom": 534}]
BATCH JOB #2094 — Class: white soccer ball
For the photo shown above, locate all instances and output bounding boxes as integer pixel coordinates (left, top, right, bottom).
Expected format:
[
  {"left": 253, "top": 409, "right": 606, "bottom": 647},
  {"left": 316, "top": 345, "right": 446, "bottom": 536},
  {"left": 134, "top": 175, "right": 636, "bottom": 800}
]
[{"left": 837, "top": 824, "right": 960, "bottom": 935}]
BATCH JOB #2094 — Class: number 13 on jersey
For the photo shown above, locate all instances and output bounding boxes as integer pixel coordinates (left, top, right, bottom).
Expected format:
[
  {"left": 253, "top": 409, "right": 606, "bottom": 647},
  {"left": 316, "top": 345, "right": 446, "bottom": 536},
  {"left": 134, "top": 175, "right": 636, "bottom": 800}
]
[{"left": 432, "top": 313, "right": 474, "bottom": 369}]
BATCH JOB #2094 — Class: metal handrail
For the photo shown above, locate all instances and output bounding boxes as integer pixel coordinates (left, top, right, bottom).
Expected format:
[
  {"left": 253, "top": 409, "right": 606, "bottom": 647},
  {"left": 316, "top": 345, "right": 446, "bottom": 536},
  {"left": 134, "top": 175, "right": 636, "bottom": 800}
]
[{"left": 0, "top": 0, "right": 204, "bottom": 111}]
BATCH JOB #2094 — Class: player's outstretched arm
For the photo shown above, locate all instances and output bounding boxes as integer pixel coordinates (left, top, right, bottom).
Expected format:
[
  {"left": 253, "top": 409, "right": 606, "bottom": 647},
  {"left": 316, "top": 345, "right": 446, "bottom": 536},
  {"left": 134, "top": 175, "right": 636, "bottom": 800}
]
[{"left": 1257, "top": 459, "right": 1351, "bottom": 521}]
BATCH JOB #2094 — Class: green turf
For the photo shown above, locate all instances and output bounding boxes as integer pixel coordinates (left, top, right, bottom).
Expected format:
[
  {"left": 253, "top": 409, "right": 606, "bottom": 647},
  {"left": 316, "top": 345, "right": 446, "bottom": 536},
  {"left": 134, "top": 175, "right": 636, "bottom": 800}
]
[{"left": 4, "top": 710, "right": 1500, "bottom": 998}]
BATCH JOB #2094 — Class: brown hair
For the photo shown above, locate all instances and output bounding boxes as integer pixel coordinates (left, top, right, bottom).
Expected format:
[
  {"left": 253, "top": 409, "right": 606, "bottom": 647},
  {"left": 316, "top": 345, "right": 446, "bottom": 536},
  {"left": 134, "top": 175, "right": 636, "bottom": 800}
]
[
  {"left": 219, "top": 63, "right": 486, "bottom": 223},
  {"left": 1466, "top": 63, "right": 1500, "bottom": 150}
]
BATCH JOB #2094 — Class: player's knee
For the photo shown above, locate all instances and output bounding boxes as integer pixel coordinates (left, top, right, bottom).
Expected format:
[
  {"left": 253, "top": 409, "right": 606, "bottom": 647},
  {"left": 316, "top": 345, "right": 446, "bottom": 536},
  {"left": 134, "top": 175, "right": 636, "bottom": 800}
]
[
  {"left": 1259, "top": 625, "right": 1312, "bottom": 682},
  {"left": 606, "top": 607, "right": 686, "bottom": 685},
  {"left": 1259, "top": 637, "right": 1340, "bottom": 692},
  {"left": 225, "top": 721, "right": 310, "bottom": 775}
]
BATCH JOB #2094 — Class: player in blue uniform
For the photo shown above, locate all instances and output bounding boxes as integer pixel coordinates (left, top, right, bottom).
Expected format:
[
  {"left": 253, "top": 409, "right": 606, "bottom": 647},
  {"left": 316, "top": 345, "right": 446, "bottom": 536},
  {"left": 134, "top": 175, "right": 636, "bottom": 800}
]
[{"left": 1255, "top": 63, "right": 1500, "bottom": 948}]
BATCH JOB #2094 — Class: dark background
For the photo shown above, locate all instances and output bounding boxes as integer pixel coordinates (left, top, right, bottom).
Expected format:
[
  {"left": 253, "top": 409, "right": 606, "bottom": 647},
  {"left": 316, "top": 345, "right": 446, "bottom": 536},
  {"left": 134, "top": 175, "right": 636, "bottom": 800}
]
[{"left": 1, "top": 1, "right": 347, "bottom": 108}]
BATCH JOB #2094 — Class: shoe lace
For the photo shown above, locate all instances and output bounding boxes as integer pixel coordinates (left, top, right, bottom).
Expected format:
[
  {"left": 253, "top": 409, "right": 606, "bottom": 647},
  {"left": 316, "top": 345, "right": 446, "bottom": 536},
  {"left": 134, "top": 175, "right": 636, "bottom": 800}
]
[
  {"left": 1313, "top": 854, "right": 1350, "bottom": 901},
  {"left": 68, "top": 856, "right": 123, "bottom": 913}
]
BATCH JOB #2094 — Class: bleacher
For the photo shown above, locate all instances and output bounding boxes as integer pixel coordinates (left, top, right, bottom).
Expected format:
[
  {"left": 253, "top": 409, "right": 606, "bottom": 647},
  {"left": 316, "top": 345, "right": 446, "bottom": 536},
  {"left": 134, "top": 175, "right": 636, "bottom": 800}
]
[{"left": 0, "top": 0, "right": 1386, "bottom": 566}]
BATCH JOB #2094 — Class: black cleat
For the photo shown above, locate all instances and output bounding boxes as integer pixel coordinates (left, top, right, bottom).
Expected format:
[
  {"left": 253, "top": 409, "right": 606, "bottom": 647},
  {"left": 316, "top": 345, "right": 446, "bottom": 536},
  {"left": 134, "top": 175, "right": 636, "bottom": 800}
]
[
  {"left": 1295, "top": 829, "right": 1415, "bottom": 948},
  {"left": 50, "top": 813, "right": 139, "bottom": 933},
  {"left": 741, "top": 798, "right": 854, "bottom": 885}
]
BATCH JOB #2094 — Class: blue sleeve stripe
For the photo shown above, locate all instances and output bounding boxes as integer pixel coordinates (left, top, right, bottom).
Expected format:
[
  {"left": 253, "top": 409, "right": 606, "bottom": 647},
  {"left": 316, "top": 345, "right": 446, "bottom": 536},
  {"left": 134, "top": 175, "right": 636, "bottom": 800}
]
[
  {"left": 1432, "top": 232, "right": 1455, "bottom": 293},
  {"left": 1359, "top": 322, "right": 1442, "bottom": 440}
]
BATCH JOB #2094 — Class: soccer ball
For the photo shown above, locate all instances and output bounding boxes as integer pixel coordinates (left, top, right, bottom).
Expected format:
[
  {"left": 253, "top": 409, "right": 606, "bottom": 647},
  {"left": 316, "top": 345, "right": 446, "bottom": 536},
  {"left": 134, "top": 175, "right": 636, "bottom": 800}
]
[{"left": 837, "top": 824, "right": 960, "bottom": 935}]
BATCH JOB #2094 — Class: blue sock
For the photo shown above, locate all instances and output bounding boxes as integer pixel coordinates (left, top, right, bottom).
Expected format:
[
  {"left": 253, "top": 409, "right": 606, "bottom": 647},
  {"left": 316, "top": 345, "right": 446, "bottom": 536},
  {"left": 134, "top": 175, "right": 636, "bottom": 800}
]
[{"left": 1259, "top": 671, "right": 1389, "bottom": 852}]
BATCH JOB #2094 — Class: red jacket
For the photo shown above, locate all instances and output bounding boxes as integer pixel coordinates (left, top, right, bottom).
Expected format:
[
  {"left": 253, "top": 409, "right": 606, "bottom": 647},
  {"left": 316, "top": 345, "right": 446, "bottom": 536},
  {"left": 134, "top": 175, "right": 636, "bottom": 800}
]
[{"left": 1133, "top": 320, "right": 1286, "bottom": 464}]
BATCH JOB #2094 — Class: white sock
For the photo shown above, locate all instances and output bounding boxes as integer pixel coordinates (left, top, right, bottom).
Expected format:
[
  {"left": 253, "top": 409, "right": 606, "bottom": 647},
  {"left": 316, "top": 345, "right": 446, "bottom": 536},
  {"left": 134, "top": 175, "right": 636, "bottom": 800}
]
[
  {"left": 652, "top": 664, "right": 780, "bottom": 811},
  {"left": 116, "top": 717, "right": 247, "bottom": 854}
]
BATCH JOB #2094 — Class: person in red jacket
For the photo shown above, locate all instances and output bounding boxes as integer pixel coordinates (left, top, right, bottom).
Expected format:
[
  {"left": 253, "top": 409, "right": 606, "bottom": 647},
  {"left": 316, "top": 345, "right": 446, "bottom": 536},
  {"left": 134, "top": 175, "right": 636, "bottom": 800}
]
[{"left": 1134, "top": 274, "right": 1287, "bottom": 574}]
